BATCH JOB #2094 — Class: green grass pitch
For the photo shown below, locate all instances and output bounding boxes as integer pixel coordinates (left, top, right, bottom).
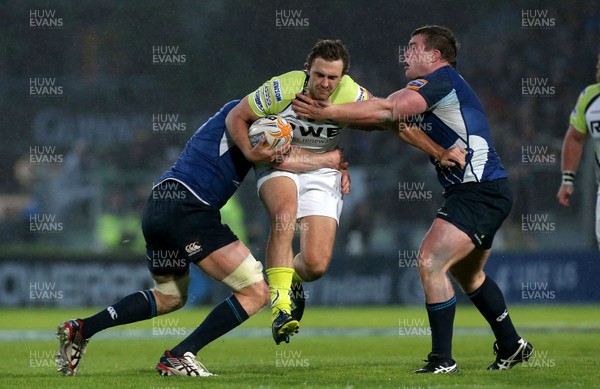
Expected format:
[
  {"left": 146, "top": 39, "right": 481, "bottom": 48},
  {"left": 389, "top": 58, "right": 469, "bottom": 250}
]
[{"left": 3, "top": 305, "right": 599, "bottom": 388}]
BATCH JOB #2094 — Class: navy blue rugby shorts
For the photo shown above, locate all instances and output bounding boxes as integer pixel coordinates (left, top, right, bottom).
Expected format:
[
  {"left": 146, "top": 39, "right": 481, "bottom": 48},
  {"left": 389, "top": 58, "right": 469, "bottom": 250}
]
[
  {"left": 435, "top": 178, "right": 512, "bottom": 250},
  {"left": 141, "top": 180, "right": 238, "bottom": 276}
]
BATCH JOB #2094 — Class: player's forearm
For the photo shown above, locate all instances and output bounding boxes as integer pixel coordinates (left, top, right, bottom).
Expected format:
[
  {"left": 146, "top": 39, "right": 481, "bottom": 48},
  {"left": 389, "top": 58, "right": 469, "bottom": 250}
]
[
  {"left": 561, "top": 132, "right": 585, "bottom": 173},
  {"left": 327, "top": 100, "right": 395, "bottom": 126},
  {"left": 276, "top": 147, "right": 338, "bottom": 172},
  {"left": 398, "top": 124, "right": 443, "bottom": 160},
  {"left": 225, "top": 114, "right": 254, "bottom": 157}
]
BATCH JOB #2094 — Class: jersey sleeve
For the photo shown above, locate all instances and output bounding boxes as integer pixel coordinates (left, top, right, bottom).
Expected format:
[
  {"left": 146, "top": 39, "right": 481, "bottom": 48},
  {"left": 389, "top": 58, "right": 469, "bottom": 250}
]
[
  {"left": 405, "top": 69, "right": 453, "bottom": 109},
  {"left": 570, "top": 87, "right": 589, "bottom": 134},
  {"left": 329, "top": 75, "right": 374, "bottom": 104},
  {"left": 246, "top": 71, "right": 306, "bottom": 117}
]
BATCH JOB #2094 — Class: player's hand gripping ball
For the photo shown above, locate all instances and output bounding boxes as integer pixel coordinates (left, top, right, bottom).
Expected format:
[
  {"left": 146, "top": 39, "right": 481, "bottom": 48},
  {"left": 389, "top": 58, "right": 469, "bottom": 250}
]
[{"left": 248, "top": 116, "right": 293, "bottom": 150}]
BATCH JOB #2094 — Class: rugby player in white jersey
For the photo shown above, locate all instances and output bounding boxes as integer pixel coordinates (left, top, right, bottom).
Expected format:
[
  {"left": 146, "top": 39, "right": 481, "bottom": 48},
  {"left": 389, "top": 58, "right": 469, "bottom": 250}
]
[
  {"left": 558, "top": 54, "right": 600, "bottom": 250},
  {"left": 226, "top": 39, "right": 464, "bottom": 344}
]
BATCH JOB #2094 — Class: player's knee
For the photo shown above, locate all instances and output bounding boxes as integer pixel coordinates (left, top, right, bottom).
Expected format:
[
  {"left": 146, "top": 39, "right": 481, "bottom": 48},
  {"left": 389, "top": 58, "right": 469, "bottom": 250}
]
[
  {"left": 301, "top": 252, "right": 330, "bottom": 281},
  {"left": 152, "top": 275, "right": 190, "bottom": 314},
  {"left": 222, "top": 253, "right": 265, "bottom": 294},
  {"left": 450, "top": 268, "right": 484, "bottom": 294},
  {"left": 416, "top": 251, "right": 444, "bottom": 277},
  {"left": 152, "top": 289, "right": 187, "bottom": 313}
]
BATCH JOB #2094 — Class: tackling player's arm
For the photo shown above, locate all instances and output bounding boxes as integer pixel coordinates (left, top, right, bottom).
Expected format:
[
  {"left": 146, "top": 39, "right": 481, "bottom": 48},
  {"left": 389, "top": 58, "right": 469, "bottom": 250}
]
[
  {"left": 276, "top": 148, "right": 351, "bottom": 195},
  {"left": 398, "top": 123, "right": 466, "bottom": 169},
  {"left": 293, "top": 89, "right": 466, "bottom": 168},
  {"left": 557, "top": 124, "right": 588, "bottom": 207},
  {"left": 226, "top": 99, "right": 280, "bottom": 164},
  {"left": 276, "top": 147, "right": 346, "bottom": 172}
]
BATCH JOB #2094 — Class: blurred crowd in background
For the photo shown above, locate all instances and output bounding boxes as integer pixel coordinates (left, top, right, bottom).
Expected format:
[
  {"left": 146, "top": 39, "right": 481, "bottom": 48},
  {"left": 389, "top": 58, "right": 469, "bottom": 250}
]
[{"left": 1, "top": 1, "right": 599, "bottom": 260}]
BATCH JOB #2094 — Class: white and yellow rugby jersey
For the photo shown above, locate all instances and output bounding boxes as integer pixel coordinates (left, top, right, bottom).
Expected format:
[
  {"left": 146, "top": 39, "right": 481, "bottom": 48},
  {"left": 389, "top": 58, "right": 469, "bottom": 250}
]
[
  {"left": 570, "top": 83, "right": 600, "bottom": 184},
  {"left": 247, "top": 70, "right": 372, "bottom": 152}
]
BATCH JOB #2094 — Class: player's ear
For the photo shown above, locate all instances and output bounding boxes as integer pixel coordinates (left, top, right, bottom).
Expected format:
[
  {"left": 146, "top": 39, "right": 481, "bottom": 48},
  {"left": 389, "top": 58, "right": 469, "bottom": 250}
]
[{"left": 304, "top": 62, "right": 310, "bottom": 72}]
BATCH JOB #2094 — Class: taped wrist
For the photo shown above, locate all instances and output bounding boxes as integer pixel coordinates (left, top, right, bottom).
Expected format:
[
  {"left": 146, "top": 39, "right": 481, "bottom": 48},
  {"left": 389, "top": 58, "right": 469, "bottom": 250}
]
[{"left": 562, "top": 171, "right": 575, "bottom": 186}]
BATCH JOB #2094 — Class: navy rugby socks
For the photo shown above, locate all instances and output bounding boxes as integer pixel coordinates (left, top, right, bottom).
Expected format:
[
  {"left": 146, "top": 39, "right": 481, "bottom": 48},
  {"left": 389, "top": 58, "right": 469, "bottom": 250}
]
[
  {"left": 426, "top": 295, "right": 456, "bottom": 358},
  {"left": 468, "top": 276, "right": 520, "bottom": 352},
  {"left": 80, "top": 290, "right": 157, "bottom": 338},
  {"left": 170, "top": 295, "right": 249, "bottom": 357}
]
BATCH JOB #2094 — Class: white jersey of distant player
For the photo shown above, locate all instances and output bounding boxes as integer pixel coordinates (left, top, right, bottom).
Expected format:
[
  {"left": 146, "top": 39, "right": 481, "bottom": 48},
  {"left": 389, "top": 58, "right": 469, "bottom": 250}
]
[{"left": 570, "top": 84, "right": 600, "bottom": 184}]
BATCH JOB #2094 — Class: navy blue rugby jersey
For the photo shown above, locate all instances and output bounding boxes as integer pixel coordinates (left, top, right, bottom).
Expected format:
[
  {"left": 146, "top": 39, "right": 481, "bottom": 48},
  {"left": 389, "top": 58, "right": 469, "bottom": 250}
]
[
  {"left": 405, "top": 65, "right": 507, "bottom": 188},
  {"left": 156, "top": 100, "right": 252, "bottom": 209}
]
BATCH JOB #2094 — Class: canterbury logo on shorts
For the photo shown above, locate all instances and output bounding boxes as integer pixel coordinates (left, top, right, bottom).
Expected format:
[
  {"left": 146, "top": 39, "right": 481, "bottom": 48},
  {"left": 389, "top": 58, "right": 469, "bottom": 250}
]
[{"left": 185, "top": 242, "right": 202, "bottom": 256}]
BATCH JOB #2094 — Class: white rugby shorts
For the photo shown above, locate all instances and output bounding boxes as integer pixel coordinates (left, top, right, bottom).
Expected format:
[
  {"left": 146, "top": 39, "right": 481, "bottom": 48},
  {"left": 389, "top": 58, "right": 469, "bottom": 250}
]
[{"left": 256, "top": 167, "right": 343, "bottom": 223}]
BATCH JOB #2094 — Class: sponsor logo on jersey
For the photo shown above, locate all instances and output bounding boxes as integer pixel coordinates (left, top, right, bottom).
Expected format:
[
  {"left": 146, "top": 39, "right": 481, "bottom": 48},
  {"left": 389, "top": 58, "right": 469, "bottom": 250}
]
[
  {"left": 185, "top": 242, "right": 202, "bottom": 256},
  {"left": 406, "top": 78, "right": 428, "bottom": 91},
  {"left": 289, "top": 118, "right": 342, "bottom": 139},
  {"left": 262, "top": 85, "right": 272, "bottom": 108},
  {"left": 357, "top": 86, "right": 372, "bottom": 101},
  {"left": 273, "top": 79, "right": 283, "bottom": 102},
  {"left": 253, "top": 90, "right": 264, "bottom": 113}
]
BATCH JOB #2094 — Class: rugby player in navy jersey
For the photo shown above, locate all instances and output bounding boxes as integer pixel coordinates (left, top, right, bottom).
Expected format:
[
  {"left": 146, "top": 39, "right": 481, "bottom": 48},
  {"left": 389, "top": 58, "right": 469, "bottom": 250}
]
[
  {"left": 55, "top": 100, "right": 350, "bottom": 377},
  {"left": 293, "top": 25, "right": 532, "bottom": 373}
]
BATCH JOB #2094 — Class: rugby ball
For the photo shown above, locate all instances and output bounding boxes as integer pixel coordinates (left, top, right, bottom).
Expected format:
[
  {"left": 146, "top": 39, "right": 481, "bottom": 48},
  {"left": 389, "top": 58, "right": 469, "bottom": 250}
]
[{"left": 248, "top": 116, "right": 293, "bottom": 150}]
